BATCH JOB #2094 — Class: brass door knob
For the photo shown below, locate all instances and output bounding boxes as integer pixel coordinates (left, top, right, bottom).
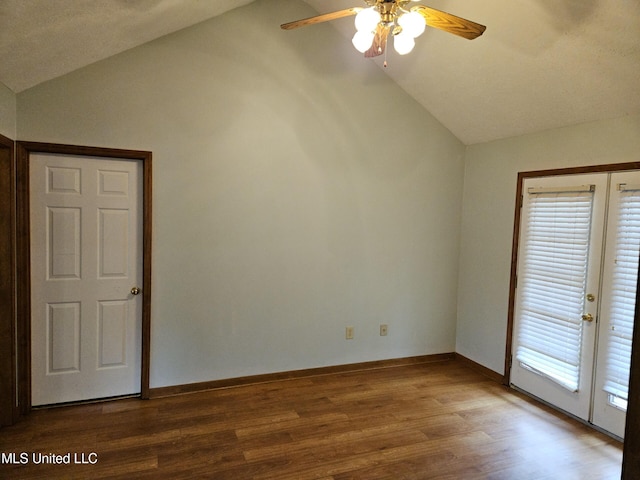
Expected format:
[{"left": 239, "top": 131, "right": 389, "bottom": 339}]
[
  {"left": 131, "top": 287, "right": 141, "bottom": 296},
  {"left": 581, "top": 313, "right": 593, "bottom": 322}
]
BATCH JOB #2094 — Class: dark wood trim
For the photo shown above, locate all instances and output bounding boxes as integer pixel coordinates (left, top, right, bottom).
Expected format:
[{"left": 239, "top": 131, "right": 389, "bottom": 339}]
[
  {"left": 516, "top": 162, "right": 640, "bottom": 180},
  {"left": 15, "top": 143, "right": 30, "bottom": 415},
  {"left": 504, "top": 170, "right": 525, "bottom": 386},
  {"left": 0, "top": 133, "right": 16, "bottom": 426},
  {"left": 15, "top": 141, "right": 152, "bottom": 413},
  {"left": 454, "top": 353, "right": 503, "bottom": 384},
  {"left": 622, "top": 255, "right": 640, "bottom": 478},
  {"left": 149, "top": 353, "right": 455, "bottom": 399},
  {"left": 141, "top": 156, "right": 152, "bottom": 400}
]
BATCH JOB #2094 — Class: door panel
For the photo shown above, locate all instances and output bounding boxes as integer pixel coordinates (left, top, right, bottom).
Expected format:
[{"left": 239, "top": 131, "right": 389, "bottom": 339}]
[
  {"left": 511, "top": 173, "right": 608, "bottom": 420},
  {"left": 99, "top": 209, "right": 130, "bottom": 277},
  {"left": 30, "top": 153, "right": 142, "bottom": 406},
  {"left": 592, "top": 171, "right": 640, "bottom": 438},
  {"left": 48, "top": 207, "right": 81, "bottom": 278},
  {"left": 98, "top": 300, "right": 128, "bottom": 367},
  {"left": 47, "top": 302, "right": 80, "bottom": 372}
]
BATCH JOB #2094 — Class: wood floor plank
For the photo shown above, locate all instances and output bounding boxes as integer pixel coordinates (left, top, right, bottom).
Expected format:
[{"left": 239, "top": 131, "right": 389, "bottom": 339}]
[{"left": 0, "top": 359, "right": 622, "bottom": 479}]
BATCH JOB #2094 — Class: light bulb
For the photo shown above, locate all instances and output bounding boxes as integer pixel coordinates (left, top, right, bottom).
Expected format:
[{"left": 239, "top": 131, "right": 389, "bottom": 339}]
[
  {"left": 354, "top": 7, "right": 380, "bottom": 32},
  {"left": 393, "top": 32, "right": 415, "bottom": 55},
  {"left": 398, "top": 11, "right": 426, "bottom": 38},
  {"left": 352, "top": 31, "right": 374, "bottom": 53}
]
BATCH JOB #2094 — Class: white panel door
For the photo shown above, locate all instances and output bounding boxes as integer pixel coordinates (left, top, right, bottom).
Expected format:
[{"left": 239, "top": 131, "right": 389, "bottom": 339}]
[{"left": 30, "top": 154, "right": 142, "bottom": 406}]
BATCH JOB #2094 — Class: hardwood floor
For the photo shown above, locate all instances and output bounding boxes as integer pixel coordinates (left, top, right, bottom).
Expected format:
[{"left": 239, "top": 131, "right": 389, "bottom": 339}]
[{"left": 0, "top": 359, "right": 622, "bottom": 479}]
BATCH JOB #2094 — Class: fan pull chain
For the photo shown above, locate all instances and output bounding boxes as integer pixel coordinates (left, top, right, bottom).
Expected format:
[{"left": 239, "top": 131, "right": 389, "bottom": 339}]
[{"left": 383, "top": 44, "right": 388, "bottom": 68}]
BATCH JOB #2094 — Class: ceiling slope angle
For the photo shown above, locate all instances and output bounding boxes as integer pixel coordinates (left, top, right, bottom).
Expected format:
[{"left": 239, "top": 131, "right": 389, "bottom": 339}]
[
  {"left": 301, "top": 0, "right": 640, "bottom": 145},
  {"left": 0, "top": 0, "right": 255, "bottom": 93},
  {"left": 0, "top": 0, "right": 638, "bottom": 145}
]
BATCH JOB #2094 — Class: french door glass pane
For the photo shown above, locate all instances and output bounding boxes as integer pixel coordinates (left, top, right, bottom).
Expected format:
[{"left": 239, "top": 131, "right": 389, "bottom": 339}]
[
  {"left": 516, "top": 189, "right": 595, "bottom": 392},
  {"left": 602, "top": 185, "right": 640, "bottom": 404}
]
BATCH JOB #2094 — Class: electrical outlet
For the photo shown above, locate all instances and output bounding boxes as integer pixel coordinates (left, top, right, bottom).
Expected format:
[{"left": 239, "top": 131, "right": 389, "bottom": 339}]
[
  {"left": 380, "top": 324, "right": 388, "bottom": 336},
  {"left": 346, "top": 326, "right": 354, "bottom": 340}
]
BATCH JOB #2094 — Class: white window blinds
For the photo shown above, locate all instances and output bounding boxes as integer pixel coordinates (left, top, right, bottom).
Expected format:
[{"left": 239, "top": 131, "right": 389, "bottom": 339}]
[
  {"left": 602, "top": 184, "right": 640, "bottom": 402},
  {"left": 516, "top": 186, "right": 595, "bottom": 392}
]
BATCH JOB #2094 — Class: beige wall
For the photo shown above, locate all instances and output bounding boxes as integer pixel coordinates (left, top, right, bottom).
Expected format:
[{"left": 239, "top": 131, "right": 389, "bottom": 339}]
[
  {"left": 0, "top": 82, "right": 16, "bottom": 139},
  {"left": 456, "top": 113, "right": 640, "bottom": 373},
  {"left": 17, "top": 0, "right": 466, "bottom": 388}
]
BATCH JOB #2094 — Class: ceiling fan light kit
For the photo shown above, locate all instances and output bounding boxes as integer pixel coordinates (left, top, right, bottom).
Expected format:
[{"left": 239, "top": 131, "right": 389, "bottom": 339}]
[
  {"left": 398, "top": 11, "right": 426, "bottom": 37},
  {"left": 353, "top": 6, "right": 424, "bottom": 56},
  {"left": 393, "top": 31, "right": 416, "bottom": 55},
  {"left": 281, "top": 0, "right": 486, "bottom": 63},
  {"left": 352, "top": 30, "right": 375, "bottom": 53}
]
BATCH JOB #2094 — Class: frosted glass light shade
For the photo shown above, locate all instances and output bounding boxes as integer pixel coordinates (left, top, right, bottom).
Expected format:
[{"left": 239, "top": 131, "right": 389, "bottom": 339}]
[
  {"left": 393, "top": 32, "right": 415, "bottom": 55},
  {"left": 354, "top": 7, "right": 380, "bottom": 32},
  {"left": 352, "top": 31, "right": 375, "bottom": 53},
  {"left": 398, "top": 11, "right": 426, "bottom": 38}
]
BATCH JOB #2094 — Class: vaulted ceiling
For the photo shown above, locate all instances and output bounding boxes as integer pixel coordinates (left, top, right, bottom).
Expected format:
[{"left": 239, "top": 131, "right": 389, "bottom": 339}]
[{"left": 1, "top": 0, "right": 639, "bottom": 144}]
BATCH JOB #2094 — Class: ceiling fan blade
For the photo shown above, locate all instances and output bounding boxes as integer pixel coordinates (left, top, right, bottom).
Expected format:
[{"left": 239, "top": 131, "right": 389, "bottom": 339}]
[
  {"left": 364, "top": 24, "right": 390, "bottom": 58},
  {"left": 281, "top": 7, "right": 362, "bottom": 30},
  {"left": 411, "top": 5, "right": 486, "bottom": 40}
]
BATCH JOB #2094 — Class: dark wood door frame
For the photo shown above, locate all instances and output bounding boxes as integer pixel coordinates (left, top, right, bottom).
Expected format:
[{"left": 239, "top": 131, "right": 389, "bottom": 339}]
[
  {"left": 15, "top": 142, "right": 152, "bottom": 413},
  {"left": 503, "top": 162, "right": 640, "bottom": 479},
  {"left": 0, "top": 132, "right": 16, "bottom": 426}
]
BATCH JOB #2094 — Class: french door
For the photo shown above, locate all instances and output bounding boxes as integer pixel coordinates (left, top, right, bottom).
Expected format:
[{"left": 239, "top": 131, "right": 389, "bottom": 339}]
[{"left": 511, "top": 170, "right": 640, "bottom": 439}]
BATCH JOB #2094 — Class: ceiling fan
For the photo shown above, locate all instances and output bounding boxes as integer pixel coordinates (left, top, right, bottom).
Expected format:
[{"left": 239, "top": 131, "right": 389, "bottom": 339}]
[{"left": 281, "top": 0, "right": 485, "bottom": 61}]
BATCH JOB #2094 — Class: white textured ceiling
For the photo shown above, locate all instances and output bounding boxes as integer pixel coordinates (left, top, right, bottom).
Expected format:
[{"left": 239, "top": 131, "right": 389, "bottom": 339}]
[
  {"left": 303, "top": 0, "right": 640, "bottom": 144},
  {"left": 1, "top": 0, "right": 639, "bottom": 144},
  {"left": 0, "top": 0, "right": 254, "bottom": 92}
]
